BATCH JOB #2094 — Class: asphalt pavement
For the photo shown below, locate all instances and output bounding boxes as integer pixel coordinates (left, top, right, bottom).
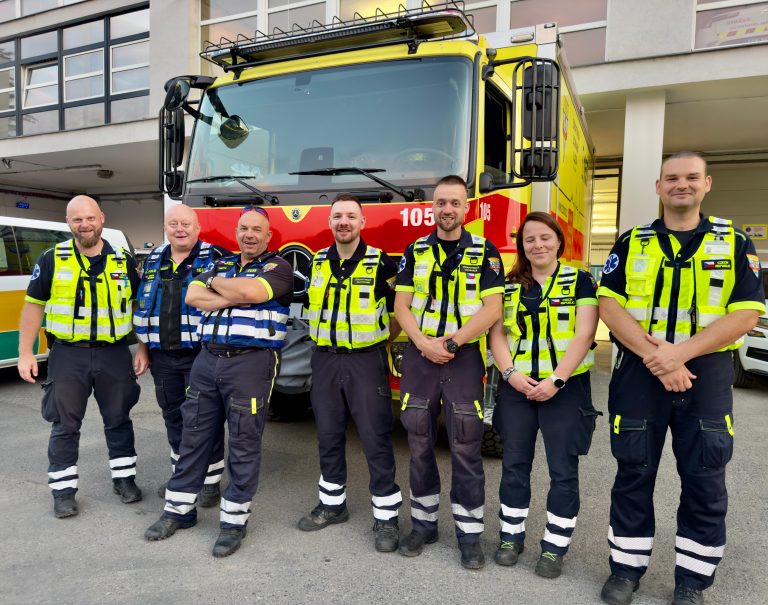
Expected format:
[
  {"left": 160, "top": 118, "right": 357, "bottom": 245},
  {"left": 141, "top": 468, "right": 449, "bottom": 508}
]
[{"left": 0, "top": 344, "right": 766, "bottom": 605}]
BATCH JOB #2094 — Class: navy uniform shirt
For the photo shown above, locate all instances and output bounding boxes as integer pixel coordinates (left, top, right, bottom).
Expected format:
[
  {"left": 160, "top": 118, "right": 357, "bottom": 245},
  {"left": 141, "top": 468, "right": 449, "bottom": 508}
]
[{"left": 518, "top": 265, "right": 598, "bottom": 315}]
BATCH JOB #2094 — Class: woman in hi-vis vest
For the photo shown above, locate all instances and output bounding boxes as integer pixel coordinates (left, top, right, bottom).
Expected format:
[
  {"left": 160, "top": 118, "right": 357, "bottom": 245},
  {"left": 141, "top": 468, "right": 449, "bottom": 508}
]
[{"left": 488, "top": 211, "right": 600, "bottom": 579}]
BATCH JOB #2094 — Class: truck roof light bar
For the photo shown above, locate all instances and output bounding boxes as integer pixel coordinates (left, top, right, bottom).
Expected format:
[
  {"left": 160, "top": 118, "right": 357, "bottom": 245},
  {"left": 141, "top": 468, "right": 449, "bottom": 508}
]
[{"left": 200, "top": 1, "right": 475, "bottom": 72}]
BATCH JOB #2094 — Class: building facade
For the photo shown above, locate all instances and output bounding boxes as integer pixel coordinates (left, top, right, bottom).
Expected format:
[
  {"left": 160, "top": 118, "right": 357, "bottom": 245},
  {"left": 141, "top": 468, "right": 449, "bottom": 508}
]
[{"left": 0, "top": 0, "right": 766, "bottom": 265}]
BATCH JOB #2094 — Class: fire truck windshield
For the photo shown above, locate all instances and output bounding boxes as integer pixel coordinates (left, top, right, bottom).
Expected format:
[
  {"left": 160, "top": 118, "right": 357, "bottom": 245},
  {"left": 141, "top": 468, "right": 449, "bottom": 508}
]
[{"left": 185, "top": 57, "right": 472, "bottom": 203}]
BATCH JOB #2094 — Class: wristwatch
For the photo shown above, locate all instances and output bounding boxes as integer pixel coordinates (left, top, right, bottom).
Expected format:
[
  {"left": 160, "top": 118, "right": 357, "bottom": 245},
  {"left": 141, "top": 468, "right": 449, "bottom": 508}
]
[
  {"left": 445, "top": 338, "right": 459, "bottom": 353},
  {"left": 205, "top": 275, "right": 216, "bottom": 290},
  {"left": 550, "top": 374, "right": 566, "bottom": 388},
  {"left": 502, "top": 366, "right": 518, "bottom": 382}
]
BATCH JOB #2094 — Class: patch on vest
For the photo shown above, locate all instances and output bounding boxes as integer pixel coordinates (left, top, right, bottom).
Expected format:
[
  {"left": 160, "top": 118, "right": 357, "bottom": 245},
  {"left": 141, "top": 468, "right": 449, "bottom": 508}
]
[
  {"left": 701, "top": 259, "right": 732, "bottom": 271},
  {"left": 352, "top": 277, "right": 374, "bottom": 285},
  {"left": 603, "top": 254, "right": 620, "bottom": 274},
  {"left": 747, "top": 254, "right": 761, "bottom": 279},
  {"left": 549, "top": 297, "right": 576, "bottom": 306},
  {"left": 460, "top": 265, "right": 481, "bottom": 273}
]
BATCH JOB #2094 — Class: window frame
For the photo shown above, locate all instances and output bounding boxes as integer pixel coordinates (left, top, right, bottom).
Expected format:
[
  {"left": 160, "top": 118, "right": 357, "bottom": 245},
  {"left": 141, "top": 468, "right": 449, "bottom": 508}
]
[
  {"left": 22, "top": 60, "right": 59, "bottom": 109},
  {"left": 63, "top": 47, "right": 104, "bottom": 103},
  {"left": 109, "top": 39, "right": 149, "bottom": 95}
]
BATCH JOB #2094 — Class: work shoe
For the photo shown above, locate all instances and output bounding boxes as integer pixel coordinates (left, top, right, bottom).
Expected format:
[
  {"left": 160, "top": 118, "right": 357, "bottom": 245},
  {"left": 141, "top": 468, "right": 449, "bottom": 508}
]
[
  {"left": 673, "top": 585, "right": 704, "bottom": 605},
  {"left": 535, "top": 551, "right": 563, "bottom": 578},
  {"left": 601, "top": 574, "right": 640, "bottom": 605},
  {"left": 198, "top": 483, "right": 221, "bottom": 508},
  {"left": 459, "top": 541, "right": 485, "bottom": 570},
  {"left": 53, "top": 493, "right": 78, "bottom": 519},
  {"left": 297, "top": 505, "right": 349, "bottom": 531},
  {"left": 144, "top": 516, "right": 196, "bottom": 541},
  {"left": 113, "top": 477, "right": 142, "bottom": 503},
  {"left": 373, "top": 519, "right": 399, "bottom": 552},
  {"left": 212, "top": 527, "right": 246, "bottom": 558},
  {"left": 398, "top": 530, "right": 439, "bottom": 557},
  {"left": 494, "top": 540, "right": 524, "bottom": 567}
]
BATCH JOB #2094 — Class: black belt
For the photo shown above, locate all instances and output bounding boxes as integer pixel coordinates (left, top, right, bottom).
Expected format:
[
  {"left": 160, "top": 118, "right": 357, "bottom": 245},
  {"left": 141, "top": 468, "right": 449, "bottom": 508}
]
[
  {"left": 56, "top": 339, "right": 124, "bottom": 348},
  {"left": 316, "top": 343, "right": 385, "bottom": 354},
  {"left": 203, "top": 343, "right": 262, "bottom": 358}
]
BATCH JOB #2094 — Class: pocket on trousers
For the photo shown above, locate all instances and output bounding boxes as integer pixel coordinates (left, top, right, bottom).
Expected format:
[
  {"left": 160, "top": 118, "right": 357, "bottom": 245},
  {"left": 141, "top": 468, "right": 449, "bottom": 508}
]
[
  {"left": 40, "top": 378, "right": 60, "bottom": 423},
  {"left": 699, "top": 418, "right": 734, "bottom": 469},
  {"left": 451, "top": 400, "right": 484, "bottom": 444},
  {"left": 400, "top": 394, "right": 430, "bottom": 437},
  {"left": 609, "top": 414, "right": 648, "bottom": 467},
  {"left": 181, "top": 389, "right": 201, "bottom": 429},
  {"left": 154, "top": 380, "right": 171, "bottom": 412},
  {"left": 229, "top": 396, "right": 263, "bottom": 437},
  {"left": 570, "top": 406, "right": 602, "bottom": 456}
]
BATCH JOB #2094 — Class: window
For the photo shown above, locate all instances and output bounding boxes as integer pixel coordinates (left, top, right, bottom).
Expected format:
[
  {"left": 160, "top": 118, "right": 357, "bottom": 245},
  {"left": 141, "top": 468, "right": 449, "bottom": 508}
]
[
  {"left": 65, "top": 103, "right": 104, "bottom": 129},
  {"left": 23, "top": 63, "right": 58, "bottom": 108},
  {"left": 110, "top": 8, "right": 150, "bottom": 40},
  {"left": 13, "top": 226, "right": 70, "bottom": 274},
  {"left": 202, "top": 0, "right": 254, "bottom": 20},
  {"left": 695, "top": 1, "right": 768, "bottom": 49},
  {"left": 111, "top": 40, "right": 149, "bottom": 94},
  {"left": 111, "top": 95, "right": 149, "bottom": 123},
  {"left": 339, "top": 0, "right": 400, "bottom": 20},
  {"left": 268, "top": 3, "right": 326, "bottom": 33},
  {"left": 64, "top": 21, "right": 105, "bottom": 50},
  {"left": 21, "top": 109, "right": 58, "bottom": 135},
  {"left": 483, "top": 84, "right": 510, "bottom": 184},
  {"left": 466, "top": 5, "right": 497, "bottom": 34},
  {"left": 0, "top": 67, "right": 14, "bottom": 111},
  {"left": 21, "top": 32, "right": 57, "bottom": 59},
  {"left": 64, "top": 50, "right": 104, "bottom": 102}
]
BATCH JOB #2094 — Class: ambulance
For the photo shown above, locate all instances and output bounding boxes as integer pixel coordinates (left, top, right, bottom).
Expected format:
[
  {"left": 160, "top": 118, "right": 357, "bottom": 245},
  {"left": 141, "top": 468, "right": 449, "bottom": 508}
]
[{"left": 158, "top": 2, "right": 595, "bottom": 453}]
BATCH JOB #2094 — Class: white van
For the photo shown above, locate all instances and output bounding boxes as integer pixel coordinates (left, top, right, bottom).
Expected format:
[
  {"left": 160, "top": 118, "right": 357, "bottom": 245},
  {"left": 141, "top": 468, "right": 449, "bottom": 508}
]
[{"left": 0, "top": 216, "right": 133, "bottom": 369}]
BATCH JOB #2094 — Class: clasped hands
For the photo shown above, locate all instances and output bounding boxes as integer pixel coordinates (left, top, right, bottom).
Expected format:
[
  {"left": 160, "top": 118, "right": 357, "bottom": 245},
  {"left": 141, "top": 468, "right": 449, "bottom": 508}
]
[{"left": 642, "top": 334, "right": 696, "bottom": 392}]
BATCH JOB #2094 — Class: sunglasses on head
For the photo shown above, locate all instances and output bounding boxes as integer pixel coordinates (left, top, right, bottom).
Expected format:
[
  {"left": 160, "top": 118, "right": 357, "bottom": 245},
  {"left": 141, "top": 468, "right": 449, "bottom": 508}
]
[{"left": 240, "top": 205, "right": 269, "bottom": 218}]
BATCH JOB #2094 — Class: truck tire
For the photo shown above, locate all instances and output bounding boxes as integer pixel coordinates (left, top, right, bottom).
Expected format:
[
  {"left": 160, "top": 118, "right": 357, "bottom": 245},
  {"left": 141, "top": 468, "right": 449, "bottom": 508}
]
[
  {"left": 481, "top": 425, "right": 503, "bottom": 458},
  {"left": 733, "top": 351, "right": 754, "bottom": 389}
]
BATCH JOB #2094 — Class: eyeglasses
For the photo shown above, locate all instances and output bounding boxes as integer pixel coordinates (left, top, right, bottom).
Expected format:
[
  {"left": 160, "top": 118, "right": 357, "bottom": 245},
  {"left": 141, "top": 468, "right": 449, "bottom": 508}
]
[{"left": 240, "top": 205, "right": 269, "bottom": 218}]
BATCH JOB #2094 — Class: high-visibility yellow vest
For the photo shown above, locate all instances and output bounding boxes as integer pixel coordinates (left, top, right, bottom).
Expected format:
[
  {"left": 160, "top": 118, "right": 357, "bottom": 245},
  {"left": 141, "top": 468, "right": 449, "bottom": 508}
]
[
  {"left": 624, "top": 216, "right": 740, "bottom": 350},
  {"left": 307, "top": 246, "right": 389, "bottom": 348},
  {"left": 45, "top": 240, "right": 133, "bottom": 342},
  {"left": 409, "top": 233, "right": 487, "bottom": 342},
  {"left": 502, "top": 264, "right": 593, "bottom": 377}
]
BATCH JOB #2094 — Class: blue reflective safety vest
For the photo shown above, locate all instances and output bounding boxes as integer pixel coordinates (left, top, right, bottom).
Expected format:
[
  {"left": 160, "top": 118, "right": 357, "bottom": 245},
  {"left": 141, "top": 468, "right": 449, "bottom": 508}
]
[
  {"left": 197, "top": 252, "right": 290, "bottom": 349},
  {"left": 133, "top": 241, "right": 217, "bottom": 349}
]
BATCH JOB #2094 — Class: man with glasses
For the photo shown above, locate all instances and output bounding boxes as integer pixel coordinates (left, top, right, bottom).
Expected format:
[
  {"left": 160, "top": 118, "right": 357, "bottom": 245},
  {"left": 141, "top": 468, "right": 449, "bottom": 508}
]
[
  {"left": 133, "top": 204, "right": 229, "bottom": 507},
  {"left": 145, "top": 205, "right": 293, "bottom": 558}
]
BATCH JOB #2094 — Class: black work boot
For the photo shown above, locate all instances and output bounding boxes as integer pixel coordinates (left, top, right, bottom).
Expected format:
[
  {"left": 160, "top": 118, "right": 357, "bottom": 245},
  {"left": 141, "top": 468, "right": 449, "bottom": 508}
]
[
  {"left": 373, "top": 519, "right": 399, "bottom": 552},
  {"left": 113, "top": 477, "right": 142, "bottom": 503},
  {"left": 494, "top": 540, "right": 524, "bottom": 567},
  {"left": 144, "top": 515, "right": 196, "bottom": 541},
  {"left": 673, "top": 585, "right": 704, "bottom": 605},
  {"left": 198, "top": 483, "right": 221, "bottom": 508},
  {"left": 212, "top": 528, "right": 247, "bottom": 558},
  {"left": 535, "top": 551, "right": 564, "bottom": 578},
  {"left": 399, "top": 529, "right": 439, "bottom": 557},
  {"left": 459, "top": 541, "right": 485, "bottom": 570},
  {"left": 601, "top": 574, "right": 640, "bottom": 605},
  {"left": 297, "top": 504, "right": 349, "bottom": 531},
  {"left": 53, "top": 492, "right": 78, "bottom": 519}
]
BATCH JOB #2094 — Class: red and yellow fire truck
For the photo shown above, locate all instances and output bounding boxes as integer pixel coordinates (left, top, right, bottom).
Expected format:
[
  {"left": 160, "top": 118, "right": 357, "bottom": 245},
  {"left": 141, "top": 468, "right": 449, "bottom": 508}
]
[{"left": 158, "top": 2, "right": 594, "bottom": 453}]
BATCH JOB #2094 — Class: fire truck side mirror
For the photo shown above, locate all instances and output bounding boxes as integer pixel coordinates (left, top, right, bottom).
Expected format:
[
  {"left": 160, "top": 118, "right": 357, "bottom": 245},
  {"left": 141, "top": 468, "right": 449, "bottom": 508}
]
[
  {"left": 164, "top": 78, "right": 192, "bottom": 111},
  {"left": 159, "top": 107, "right": 185, "bottom": 199}
]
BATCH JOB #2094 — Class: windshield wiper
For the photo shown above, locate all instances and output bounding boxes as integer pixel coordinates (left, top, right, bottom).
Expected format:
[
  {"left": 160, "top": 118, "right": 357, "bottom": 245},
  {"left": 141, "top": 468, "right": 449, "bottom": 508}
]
[
  {"left": 186, "top": 175, "right": 279, "bottom": 205},
  {"left": 289, "top": 167, "right": 422, "bottom": 202}
]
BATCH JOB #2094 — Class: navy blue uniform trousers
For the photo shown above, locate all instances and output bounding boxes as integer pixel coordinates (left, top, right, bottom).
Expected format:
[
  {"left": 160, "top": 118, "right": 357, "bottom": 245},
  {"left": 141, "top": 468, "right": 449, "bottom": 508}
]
[
  {"left": 163, "top": 347, "right": 278, "bottom": 529},
  {"left": 494, "top": 372, "right": 599, "bottom": 556},
  {"left": 399, "top": 343, "right": 485, "bottom": 544},
  {"left": 607, "top": 349, "right": 734, "bottom": 591}
]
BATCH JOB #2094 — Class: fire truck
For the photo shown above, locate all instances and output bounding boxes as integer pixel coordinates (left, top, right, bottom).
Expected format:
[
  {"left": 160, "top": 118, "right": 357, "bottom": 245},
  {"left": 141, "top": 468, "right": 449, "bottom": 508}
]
[{"left": 158, "top": 2, "right": 594, "bottom": 454}]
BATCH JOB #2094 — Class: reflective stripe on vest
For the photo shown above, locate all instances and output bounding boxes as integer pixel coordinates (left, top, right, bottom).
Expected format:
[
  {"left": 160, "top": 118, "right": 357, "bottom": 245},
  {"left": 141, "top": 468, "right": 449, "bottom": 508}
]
[
  {"left": 133, "top": 241, "right": 215, "bottom": 349},
  {"left": 624, "top": 216, "right": 739, "bottom": 350},
  {"left": 45, "top": 240, "right": 133, "bottom": 343},
  {"left": 502, "top": 264, "right": 593, "bottom": 377},
  {"left": 409, "top": 233, "right": 486, "bottom": 341},
  {"left": 307, "top": 246, "right": 389, "bottom": 348},
  {"left": 197, "top": 253, "right": 289, "bottom": 349}
]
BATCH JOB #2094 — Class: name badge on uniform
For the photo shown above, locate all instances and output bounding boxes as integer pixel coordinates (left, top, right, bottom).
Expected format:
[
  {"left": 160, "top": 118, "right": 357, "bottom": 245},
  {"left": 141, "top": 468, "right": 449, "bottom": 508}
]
[
  {"left": 55, "top": 269, "right": 73, "bottom": 281},
  {"left": 701, "top": 259, "right": 732, "bottom": 270},
  {"left": 414, "top": 264, "right": 428, "bottom": 277},
  {"left": 460, "top": 265, "right": 481, "bottom": 273},
  {"left": 352, "top": 277, "right": 374, "bottom": 285},
  {"left": 630, "top": 255, "right": 649, "bottom": 273},
  {"left": 704, "top": 241, "right": 730, "bottom": 256},
  {"left": 549, "top": 297, "right": 576, "bottom": 306},
  {"left": 312, "top": 274, "right": 324, "bottom": 287}
]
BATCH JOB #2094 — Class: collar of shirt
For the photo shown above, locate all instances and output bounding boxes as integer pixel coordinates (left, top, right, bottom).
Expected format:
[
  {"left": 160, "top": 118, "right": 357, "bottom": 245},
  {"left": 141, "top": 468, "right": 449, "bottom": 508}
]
[
  {"left": 325, "top": 238, "right": 367, "bottom": 262},
  {"left": 650, "top": 213, "right": 710, "bottom": 235},
  {"left": 424, "top": 228, "right": 473, "bottom": 248},
  {"left": 161, "top": 240, "right": 201, "bottom": 276}
]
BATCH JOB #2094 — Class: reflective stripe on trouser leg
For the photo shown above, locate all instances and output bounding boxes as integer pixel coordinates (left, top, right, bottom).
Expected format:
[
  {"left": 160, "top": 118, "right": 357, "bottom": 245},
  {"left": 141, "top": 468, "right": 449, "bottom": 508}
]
[
  {"left": 319, "top": 475, "right": 346, "bottom": 508},
  {"left": 542, "top": 511, "right": 577, "bottom": 554},
  {"left": 109, "top": 456, "right": 137, "bottom": 479},
  {"left": 170, "top": 449, "right": 179, "bottom": 472},
  {"left": 205, "top": 459, "right": 225, "bottom": 485},
  {"left": 164, "top": 489, "right": 197, "bottom": 516},
  {"left": 410, "top": 491, "right": 439, "bottom": 531},
  {"left": 675, "top": 536, "right": 725, "bottom": 586},
  {"left": 499, "top": 504, "right": 528, "bottom": 542},
  {"left": 608, "top": 526, "right": 653, "bottom": 574},
  {"left": 220, "top": 498, "right": 251, "bottom": 527},
  {"left": 48, "top": 465, "right": 78, "bottom": 493},
  {"left": 452, "top": 503, "right": 484, "bottom": 536},
  {"left": 372, "top": 490, "right": 402, "bottom": 521}
]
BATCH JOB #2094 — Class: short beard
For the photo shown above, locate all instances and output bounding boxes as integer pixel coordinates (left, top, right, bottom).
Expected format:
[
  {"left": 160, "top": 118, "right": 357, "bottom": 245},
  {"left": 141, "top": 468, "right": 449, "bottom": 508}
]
[{"left": 73, "top": 228, "right": 102, "bottom": 249}]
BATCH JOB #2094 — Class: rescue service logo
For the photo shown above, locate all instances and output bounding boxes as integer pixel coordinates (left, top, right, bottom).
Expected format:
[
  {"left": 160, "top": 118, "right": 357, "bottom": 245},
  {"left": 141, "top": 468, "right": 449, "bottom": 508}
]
[
  {"left": 603, "top": 254, "right": 620, "bottom": 274},
  {"left": 488, "top": 257, "right": 501, "bottom": 275},
  {"left": 398, "top": 256, "right": 407, "bottom": 272},
  {"left": 747, "top": 254, "right": 761, "bottom": 279},
  {"left": 31, "top": 264, "right": 40, "bottom": 280}
]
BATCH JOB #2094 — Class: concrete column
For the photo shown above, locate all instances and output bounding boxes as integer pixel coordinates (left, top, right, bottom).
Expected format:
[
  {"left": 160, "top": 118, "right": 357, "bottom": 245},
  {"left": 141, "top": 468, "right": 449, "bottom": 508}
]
[{"left": 618, "top": 90, "right": 666, "bottom": 233}]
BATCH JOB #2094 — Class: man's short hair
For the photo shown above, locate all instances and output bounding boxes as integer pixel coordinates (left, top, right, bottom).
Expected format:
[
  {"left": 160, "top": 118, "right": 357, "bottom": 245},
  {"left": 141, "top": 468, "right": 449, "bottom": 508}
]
[
  {"left": 331, "top": 193, "right": 362, "bottom": 209},
  {"left": 435, "top": 175, "right": 467, "bottom": 189},
  {"left": 661, "top": 151, "right": 707, "bottom": 175}
]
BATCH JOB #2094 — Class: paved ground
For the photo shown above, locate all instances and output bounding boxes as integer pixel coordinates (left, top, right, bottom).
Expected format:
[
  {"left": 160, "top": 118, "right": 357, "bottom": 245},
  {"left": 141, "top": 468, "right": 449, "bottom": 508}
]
[{"left": 0, "top": 344, "right": 766, "bottom": 605}]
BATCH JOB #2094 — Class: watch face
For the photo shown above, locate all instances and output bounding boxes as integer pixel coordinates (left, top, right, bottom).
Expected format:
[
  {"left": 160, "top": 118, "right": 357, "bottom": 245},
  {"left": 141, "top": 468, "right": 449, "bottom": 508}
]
[
  {"left": 446, "top": 339, "right": 458, "bottom": 353},
  {"left": 553, "top": 378, "right": 565, "bottom": 388}
]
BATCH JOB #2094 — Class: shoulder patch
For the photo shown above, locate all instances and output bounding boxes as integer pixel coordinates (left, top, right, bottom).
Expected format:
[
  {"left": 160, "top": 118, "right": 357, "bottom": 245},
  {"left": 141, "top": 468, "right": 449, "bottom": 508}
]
[
  {"left": 487, "top": 257, "right": 501, "bottom": 275},
  {"left": 747, "top": 254, "right": 761, "bottom": 279},
  {"left": 31, "top": 264, "right": 41, "bottom": 280},
  {"left": 588, "top": 272, "right": 598, "bottom": 290},
  {"left": 398, "top": 256, "right": 407, "bottom": 273},
  {"left": 261, "top": 262, "right": 278, "bottom": 273},
  {"left": 603, "top": 254, "right": 620, "bottom": 275}
]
